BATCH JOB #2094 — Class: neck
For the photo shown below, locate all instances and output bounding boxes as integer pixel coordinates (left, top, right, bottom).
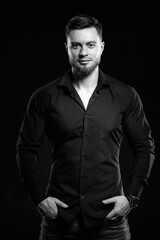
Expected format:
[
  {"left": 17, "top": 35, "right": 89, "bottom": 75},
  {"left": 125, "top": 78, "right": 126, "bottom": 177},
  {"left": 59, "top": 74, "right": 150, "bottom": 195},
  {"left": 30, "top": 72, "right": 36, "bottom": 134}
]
[{"left": 72, "top": 66, "right": 99, "bottom": 90}]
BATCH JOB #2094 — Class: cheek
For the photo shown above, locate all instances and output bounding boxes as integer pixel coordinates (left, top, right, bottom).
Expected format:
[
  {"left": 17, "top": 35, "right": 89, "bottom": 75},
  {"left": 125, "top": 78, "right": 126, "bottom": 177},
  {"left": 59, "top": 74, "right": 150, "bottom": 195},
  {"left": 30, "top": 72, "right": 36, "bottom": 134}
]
[
  {"left": 92, "top": 48, "right": 102, "bottom": 58},
  {"left": 68, "top": 50, "right": 78, "bottom": 59}
]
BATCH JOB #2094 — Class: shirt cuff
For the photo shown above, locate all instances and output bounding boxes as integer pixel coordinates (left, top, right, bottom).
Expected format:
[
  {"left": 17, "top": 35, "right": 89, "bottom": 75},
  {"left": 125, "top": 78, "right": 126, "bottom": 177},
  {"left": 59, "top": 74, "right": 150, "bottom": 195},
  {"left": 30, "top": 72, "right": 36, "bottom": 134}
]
[
  {"left": 126, "top": 178, "right": 146, "bottom": 198},
  {"left": 24, "top": 180, "right": 46, "bottom": 205}
]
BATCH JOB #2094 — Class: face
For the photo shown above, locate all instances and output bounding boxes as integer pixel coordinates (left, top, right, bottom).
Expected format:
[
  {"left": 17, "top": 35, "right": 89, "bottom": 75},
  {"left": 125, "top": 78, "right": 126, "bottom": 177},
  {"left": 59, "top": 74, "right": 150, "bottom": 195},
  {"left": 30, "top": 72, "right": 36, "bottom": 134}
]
[{"left": 65, "top": 27, "right": 104, "bottom": 76}]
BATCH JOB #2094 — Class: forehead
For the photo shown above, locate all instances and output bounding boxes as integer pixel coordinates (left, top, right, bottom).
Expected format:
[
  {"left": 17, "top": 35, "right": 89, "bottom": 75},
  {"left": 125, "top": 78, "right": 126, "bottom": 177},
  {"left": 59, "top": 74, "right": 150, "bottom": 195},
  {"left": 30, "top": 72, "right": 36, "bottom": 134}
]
[{"left": 67, "top": 27, "right": 100, "bottom": 43}]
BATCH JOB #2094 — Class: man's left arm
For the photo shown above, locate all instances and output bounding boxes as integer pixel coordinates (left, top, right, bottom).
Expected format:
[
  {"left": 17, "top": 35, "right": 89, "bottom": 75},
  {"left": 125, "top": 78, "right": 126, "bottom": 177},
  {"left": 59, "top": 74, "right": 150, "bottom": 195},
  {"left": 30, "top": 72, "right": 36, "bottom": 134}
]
[
  {"left": 122, "top": 87, "right": 155, "bottom": 199},
  {"left": 102, "top": 87, "right": 155, "bottom": 220}
]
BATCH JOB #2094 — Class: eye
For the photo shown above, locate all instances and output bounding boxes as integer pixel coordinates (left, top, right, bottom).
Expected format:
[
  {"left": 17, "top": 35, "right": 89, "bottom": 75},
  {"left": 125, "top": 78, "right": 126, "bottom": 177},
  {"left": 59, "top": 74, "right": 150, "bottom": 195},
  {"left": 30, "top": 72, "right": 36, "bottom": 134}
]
[
  {"left": 87, "top": 43, "right": 96, "bottom": 48},
  {"left": 71, "top": 43, "right": 80, "bottom": 49}
]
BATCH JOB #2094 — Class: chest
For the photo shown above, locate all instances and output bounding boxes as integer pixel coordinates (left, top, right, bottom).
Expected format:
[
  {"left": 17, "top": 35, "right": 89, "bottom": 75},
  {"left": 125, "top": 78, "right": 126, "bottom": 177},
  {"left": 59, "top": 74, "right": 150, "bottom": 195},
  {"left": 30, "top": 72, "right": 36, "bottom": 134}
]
[{"left": 47, "top": 89, "right": 123, "bottom": 138}]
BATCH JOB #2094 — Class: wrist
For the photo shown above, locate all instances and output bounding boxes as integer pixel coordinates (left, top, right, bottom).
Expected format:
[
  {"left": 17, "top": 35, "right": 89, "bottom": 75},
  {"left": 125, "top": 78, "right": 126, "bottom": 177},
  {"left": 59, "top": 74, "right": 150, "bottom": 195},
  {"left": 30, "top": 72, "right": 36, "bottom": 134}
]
[{"left": 126, "top": 195, "right": 140, "bottom": 208}]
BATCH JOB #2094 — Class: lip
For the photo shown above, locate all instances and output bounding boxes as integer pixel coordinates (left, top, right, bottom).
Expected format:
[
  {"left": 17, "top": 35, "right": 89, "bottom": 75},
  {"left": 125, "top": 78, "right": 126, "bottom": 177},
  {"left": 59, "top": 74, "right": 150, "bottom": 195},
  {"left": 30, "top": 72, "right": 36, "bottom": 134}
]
[{"left": 78, "top": 59, "right": 91, "bottom": 64}]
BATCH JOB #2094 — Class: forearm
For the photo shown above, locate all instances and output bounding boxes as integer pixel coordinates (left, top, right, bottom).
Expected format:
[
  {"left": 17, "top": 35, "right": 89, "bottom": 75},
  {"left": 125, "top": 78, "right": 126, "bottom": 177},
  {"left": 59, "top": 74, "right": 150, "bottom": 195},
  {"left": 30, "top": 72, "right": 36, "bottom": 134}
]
[
  {"left": 127, "top": 142, "right": 155, "bottom": 198},
  {"left": 16, "top": 151, "right": 46, "bottom": 205}
]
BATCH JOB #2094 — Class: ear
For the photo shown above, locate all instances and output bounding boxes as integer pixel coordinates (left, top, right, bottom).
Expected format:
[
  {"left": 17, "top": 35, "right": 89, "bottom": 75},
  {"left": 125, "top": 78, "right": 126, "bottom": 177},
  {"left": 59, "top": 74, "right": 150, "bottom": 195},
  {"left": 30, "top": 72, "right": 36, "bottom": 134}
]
[
  {"left": 100, "top": 41, "right": 105, "bottom": 54},
  {"left": 64, "top": 43, "right": 68, "bottom": 53}
]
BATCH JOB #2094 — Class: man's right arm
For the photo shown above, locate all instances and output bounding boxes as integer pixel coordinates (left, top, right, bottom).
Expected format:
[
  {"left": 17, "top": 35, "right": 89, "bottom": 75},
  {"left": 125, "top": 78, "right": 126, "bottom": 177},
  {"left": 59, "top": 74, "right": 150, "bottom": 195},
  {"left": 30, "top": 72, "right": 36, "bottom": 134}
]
[{"left": 16, "top": 90, "right": 47, "bottom": 205}]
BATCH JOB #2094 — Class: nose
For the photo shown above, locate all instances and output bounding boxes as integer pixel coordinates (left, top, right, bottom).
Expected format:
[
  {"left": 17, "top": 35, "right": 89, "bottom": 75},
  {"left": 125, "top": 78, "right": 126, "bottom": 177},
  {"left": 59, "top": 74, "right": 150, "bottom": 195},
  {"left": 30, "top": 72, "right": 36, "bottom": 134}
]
[{"left": 79, "top": 45, "right": 88, "bottom": 57}]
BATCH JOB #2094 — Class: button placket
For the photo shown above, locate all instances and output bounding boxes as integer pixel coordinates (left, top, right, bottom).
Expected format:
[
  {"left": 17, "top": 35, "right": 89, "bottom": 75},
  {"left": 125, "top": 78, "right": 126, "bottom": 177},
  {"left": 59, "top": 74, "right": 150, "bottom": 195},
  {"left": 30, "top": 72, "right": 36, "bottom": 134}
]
[{"left": 79, "top": 113, "right": 90, "bottom": 199}]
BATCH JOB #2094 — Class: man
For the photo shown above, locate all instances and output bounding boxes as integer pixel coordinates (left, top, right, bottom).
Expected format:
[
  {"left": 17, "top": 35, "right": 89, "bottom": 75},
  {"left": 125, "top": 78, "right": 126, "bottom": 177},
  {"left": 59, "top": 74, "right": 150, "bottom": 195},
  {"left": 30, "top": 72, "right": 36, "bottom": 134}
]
[{"left": 16, "top": 14, "right": 155, "bottom": 240}]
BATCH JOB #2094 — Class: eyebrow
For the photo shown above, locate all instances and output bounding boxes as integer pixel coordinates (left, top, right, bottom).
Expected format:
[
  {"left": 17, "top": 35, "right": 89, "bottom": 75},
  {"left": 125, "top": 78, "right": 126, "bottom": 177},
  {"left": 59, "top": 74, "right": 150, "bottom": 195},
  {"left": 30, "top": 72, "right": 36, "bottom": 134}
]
[{"left": 71, "top": 41, "right": 97, "bottom": 45}]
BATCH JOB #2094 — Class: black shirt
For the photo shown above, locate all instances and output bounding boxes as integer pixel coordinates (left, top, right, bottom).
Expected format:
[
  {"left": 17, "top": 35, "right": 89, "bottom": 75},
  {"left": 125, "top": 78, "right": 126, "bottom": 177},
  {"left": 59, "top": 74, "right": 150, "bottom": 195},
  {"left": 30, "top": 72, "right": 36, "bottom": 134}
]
[{"left": 16, "top": 69, "right": 155, "bottom": 227}]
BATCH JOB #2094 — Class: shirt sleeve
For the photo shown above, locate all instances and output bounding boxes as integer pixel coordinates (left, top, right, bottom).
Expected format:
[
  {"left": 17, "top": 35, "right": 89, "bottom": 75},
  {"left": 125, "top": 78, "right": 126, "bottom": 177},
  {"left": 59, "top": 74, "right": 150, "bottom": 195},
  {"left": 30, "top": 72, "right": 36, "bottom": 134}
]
[
  {"left": 16, "top": 90, "right": 48, "bottom": 205},
  {"left": 122, "top": 87, "right": 155, "bottom": 198}
]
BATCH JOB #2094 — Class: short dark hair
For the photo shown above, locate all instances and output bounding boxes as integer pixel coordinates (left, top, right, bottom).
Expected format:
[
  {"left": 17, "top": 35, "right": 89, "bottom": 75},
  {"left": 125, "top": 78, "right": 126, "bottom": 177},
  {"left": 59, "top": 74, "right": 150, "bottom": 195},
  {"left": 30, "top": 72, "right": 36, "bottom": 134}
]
[{"left": 65, "top": 14, "right": 103, "bottom": 40}]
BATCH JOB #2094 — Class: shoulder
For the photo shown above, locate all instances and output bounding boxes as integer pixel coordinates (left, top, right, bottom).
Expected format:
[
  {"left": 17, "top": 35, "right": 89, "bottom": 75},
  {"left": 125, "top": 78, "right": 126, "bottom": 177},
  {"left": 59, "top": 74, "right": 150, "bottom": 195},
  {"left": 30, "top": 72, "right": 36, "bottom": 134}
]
[
  {"left": 100, "top": 71, "right": 142, "bottom": 109},
  {"left": 26, "top": 75, "right": 63, "bottom": 110},
  {"left": 32, "top": 78, "right": 60, "bottom": 98},
  {"left": 29, "top": 73, "right": 65, "bottom": 100},
  {"left": 108, "top": 74, "right": 136, "bottom": 95}
]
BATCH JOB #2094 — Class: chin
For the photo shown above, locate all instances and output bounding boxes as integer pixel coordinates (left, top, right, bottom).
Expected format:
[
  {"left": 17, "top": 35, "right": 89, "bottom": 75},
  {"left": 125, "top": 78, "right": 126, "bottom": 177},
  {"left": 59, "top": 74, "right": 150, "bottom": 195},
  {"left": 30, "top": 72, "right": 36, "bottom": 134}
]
[{"left": 73, "top": 64, "right": 98, "bottom": 77}]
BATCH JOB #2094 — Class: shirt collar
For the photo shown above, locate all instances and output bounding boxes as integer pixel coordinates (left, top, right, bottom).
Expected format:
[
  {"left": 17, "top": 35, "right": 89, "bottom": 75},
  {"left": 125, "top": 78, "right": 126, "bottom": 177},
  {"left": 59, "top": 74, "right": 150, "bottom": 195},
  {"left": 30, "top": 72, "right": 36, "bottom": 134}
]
[
  {"left": 97, "top": 69, "right": 110, "bottom": 91},
  {"left": 58, "top": 68, "right": 110, "bottom": 91}
]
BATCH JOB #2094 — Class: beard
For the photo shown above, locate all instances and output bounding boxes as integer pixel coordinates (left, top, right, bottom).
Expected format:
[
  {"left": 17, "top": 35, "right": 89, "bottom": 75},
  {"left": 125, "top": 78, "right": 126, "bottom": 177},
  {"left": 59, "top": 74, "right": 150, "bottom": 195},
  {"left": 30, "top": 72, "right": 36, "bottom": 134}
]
[{"left": 70, "top": 57, "right": 101, "bottom": 78}]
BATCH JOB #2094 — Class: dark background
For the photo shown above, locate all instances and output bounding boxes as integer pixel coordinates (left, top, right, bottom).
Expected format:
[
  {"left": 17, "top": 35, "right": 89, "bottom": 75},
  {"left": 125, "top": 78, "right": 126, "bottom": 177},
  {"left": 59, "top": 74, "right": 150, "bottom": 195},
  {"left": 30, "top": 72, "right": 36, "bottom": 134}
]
[{"left": 1, "top": 2, "right": 160, "bottom": 239}]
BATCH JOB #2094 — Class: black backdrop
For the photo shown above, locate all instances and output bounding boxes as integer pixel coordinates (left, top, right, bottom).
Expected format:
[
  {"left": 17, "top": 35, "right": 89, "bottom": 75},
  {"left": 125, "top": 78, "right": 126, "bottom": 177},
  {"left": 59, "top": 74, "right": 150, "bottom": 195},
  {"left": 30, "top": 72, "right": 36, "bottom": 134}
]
[{"left": 1, "top": 2, "right": 160, "bottom": 240}]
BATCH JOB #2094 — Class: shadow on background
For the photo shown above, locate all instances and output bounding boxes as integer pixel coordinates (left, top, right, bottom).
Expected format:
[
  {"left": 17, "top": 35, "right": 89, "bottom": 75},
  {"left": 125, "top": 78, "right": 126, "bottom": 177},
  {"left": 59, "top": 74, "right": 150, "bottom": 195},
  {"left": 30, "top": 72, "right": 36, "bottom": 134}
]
[{"left": 1, "top": 2, "right": 160, "bottom": 239}]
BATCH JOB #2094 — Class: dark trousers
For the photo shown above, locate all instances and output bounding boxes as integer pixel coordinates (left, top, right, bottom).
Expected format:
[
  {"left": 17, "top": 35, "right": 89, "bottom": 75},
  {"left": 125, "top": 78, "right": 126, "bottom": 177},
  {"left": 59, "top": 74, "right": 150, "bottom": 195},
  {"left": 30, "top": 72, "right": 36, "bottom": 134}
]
[{"left": 39, "top": 214, "right": 131, "bottom": 240}]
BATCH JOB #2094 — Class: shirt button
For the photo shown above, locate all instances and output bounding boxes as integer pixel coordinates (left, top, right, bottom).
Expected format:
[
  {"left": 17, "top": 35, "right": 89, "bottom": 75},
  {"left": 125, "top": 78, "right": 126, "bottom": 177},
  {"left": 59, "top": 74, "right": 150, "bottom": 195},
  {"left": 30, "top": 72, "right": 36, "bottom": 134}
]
[
  {"left": 83, "top": 154, "right": 87, "bottom": 159},
  {"left": 84, "top": 133, "right": 89, "bottom": 139},
  {"left": 80, "top": 195, "right": 84, "bottom": 199}
]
